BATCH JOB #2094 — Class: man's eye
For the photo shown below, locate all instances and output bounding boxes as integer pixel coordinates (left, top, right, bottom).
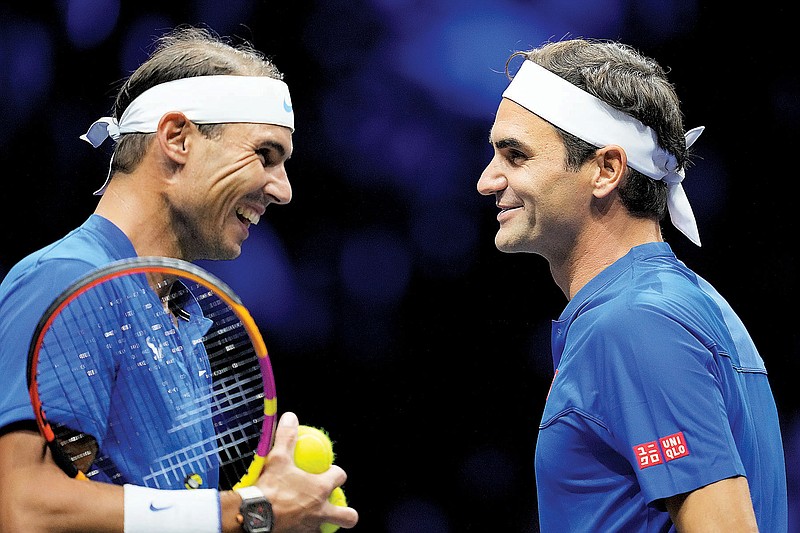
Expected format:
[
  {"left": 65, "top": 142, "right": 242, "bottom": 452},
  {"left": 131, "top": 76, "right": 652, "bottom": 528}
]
[
  {"left": 256, "top": 149, "right": 272, "bottom": 166},
  {"left": 506, "top": 150, "right": 527, "bottom": 164}
]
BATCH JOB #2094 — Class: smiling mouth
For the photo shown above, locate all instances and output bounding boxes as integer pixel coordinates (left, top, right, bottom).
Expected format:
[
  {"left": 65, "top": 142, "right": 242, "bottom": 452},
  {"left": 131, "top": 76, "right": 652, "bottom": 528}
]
[{"left": 235, "top": 206, "right": 261, "bottom": 226}]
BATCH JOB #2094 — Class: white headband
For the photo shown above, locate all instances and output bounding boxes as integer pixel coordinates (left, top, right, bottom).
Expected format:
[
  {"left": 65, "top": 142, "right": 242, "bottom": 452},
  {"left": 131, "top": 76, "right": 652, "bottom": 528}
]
[
  {"left": 502, "top": 60, "right": 705, "bottom": 246},
  {"left": 81, "top": 75, "right": 294, "bottom": 195}
]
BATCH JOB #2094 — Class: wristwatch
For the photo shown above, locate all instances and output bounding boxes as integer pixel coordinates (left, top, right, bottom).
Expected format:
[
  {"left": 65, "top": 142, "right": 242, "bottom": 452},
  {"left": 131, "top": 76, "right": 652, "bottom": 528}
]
[{"left": 235, "top": 485, "right": 274, "bottom": 533}]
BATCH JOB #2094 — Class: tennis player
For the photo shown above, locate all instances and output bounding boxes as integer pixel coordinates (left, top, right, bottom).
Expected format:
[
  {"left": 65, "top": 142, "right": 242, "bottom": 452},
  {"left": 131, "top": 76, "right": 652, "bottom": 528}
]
[
  {"left": 478, "top": 38, "right": 787, "bottom": 531},
  {"left": 0, "top": 26, "right": 358, "bottom": 533}
]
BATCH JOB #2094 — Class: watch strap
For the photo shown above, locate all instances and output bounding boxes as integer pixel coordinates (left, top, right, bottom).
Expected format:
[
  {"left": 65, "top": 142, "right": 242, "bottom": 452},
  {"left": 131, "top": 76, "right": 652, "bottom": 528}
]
[
  {"left": 234, "top": 485, "right": 273, "bottom": 533},
  {"left": 235, "top": 485, "right": 265, "bottom": 501}
]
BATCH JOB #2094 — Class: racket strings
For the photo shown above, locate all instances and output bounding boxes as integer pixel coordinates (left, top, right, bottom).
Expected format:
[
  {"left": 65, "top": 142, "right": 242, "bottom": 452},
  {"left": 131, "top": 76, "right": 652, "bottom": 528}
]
[
  {"left": 32, "top": 267, "right": 272, "bottom": 490},
  {"left": 39, "top": 279, "right": 142, "bottom": 475},
  {"left": 190, "top": 281, "right": 266, "bottom": 489}
]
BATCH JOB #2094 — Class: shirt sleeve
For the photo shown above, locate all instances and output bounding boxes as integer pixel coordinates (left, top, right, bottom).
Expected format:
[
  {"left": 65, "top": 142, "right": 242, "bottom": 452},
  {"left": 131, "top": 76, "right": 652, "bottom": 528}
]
[
  {"left": 598, "top": 305, "right": 745, "bottom": 505},
  {"left": 0, "top": 258, "right": 101, "bottom": 429}
]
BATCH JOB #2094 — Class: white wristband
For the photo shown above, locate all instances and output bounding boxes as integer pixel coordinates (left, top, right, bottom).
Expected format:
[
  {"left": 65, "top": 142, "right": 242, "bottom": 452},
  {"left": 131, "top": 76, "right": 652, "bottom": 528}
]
[{"left": 123, "top": 484, "right": 221, "bottom": 533}]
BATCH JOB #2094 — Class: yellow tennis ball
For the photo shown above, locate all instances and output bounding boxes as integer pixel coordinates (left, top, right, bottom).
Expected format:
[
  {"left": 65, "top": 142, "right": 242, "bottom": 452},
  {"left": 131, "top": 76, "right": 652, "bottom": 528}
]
[
  {"left": 320, "top": 487, "right": 347, "bottom": 533},
  {"left": 294, "top": 425, "right": 334, "bottom": 474}
]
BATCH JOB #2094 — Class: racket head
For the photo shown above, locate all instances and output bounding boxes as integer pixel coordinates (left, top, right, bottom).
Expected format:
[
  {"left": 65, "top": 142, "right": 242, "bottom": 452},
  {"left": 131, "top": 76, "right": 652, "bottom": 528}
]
[{"left": 26, "top": 256, "right": 277, "bottom": 490}]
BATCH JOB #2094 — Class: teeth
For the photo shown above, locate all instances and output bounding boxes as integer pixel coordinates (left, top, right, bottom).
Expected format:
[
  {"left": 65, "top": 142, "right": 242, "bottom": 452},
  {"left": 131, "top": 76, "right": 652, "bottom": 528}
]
[{"left": 235, "top": 206, "right": 260, "bottom": 226}]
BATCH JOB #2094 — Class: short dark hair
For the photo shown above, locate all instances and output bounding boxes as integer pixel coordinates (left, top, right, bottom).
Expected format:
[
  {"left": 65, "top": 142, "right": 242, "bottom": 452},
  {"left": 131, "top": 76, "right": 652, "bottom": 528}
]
[{"left": 507, "top": 39, "right": 692, "bottom": 220}]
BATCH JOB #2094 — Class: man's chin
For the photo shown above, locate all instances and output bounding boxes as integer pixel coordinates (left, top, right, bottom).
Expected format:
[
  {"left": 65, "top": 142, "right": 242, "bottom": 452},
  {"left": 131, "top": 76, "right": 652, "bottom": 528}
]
[
  {"left": 495, "top": 234, "right": 535, "bottom": 254},
  {"left": 495, "top": 235, "right": 520, "bottom": 253},
  {"left": 219, "top": 248, "right": 243, "bottom": 261},
  {"left": 199, "top": 244, "right": 243, "bottom": 262}
]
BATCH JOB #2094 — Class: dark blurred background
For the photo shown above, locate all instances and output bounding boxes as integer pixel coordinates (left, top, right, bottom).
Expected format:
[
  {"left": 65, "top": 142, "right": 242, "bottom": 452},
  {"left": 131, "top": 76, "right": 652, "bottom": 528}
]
[{"left": 1, "top": 1, "right": 798, "bottom": 531}]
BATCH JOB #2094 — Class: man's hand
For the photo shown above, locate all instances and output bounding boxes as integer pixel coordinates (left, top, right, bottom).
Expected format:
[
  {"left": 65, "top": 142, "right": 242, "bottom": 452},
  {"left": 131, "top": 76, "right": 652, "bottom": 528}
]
[{"left": 253, "top": 412, "right": 358, "bottom": 533}]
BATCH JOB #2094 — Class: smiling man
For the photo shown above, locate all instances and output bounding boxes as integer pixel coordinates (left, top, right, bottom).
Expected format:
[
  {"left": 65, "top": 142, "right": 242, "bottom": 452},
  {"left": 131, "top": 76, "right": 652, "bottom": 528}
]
[
  {"left": 478, "top": 38, "right": 787, "bottom": 532},
  {"left": 0, "top": 26, "right": 358, "bottom": 533}
]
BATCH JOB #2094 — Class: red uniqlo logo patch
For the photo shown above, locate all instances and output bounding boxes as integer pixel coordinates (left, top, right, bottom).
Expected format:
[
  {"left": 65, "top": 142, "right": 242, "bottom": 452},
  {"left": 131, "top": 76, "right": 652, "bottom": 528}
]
[
  {"left": 659, "top": 431, "right": 690, "bottom": 462},
  {"left": 633, "top": 441, "right": 663, "bottom": 469}
]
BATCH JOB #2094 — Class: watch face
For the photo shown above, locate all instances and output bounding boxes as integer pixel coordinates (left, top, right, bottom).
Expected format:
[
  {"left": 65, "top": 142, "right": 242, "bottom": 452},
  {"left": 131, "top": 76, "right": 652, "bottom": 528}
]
[{"left": 242, "top": 499, "right": 273, "bottom": 533}]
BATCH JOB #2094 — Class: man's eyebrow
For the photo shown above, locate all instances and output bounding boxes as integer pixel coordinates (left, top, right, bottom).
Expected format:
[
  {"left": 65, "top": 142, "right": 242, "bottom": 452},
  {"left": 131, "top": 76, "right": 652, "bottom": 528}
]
[{"left": 492, "top": 137, "right": 530, "bottom": 152}]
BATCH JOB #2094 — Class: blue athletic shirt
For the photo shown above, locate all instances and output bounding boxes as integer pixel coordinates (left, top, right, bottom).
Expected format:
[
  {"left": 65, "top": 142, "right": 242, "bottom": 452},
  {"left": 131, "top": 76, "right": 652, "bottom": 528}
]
[
  {"left": 536, "top": 242, "right": 787, "bottom": 532},
  {"left": 0, "top": 215, "right": 216, "bottom": 489}
]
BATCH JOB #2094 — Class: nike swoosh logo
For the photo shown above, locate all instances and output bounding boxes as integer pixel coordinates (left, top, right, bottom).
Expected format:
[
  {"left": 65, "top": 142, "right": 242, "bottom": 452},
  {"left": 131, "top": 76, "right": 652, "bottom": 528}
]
[
  {"left": 149, "top": 502, "right": 173, "bottom": 512},
  {"left": 283, "top": 98, "right": 293, "bottom": 113}
]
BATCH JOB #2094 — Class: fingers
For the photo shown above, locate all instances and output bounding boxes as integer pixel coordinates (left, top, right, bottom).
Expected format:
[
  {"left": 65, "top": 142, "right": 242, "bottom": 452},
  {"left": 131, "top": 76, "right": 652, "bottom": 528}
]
[
  {"left": 319, "top": 465, "right": 357, "bottom": 529},
  {"left": 273, "top": 411, "right": 299, "bottom": 452},
  {"left": 257, "top": 412, "right": 359, "bottom": 530},
  {"left": 323, "top": 501, "right": 359, "bottom": 530},
  {"left": 266, "top": 411, "right": 300, "bottom": 470},
  {"left": 322, "top": 464, "right": 348, "bottom": 489}
]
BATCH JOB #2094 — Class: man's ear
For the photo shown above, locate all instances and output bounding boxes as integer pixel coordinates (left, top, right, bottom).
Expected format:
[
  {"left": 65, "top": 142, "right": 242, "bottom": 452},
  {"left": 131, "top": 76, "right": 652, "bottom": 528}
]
[
  {"left": 155, "top": 111, "right": 192, "bottom": 165},
  {"left": 592, "top": 144, "right": 627, "bottom": 199}
]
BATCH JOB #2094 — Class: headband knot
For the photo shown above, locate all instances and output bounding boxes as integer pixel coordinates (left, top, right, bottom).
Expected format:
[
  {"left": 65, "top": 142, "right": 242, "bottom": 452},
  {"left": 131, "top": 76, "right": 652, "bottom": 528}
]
[
  {"left": 81, "top": 117, "right": 122, "bottom": 148},
  {"left": 502, "top": 60, "right": 705, "bottom": 246}
]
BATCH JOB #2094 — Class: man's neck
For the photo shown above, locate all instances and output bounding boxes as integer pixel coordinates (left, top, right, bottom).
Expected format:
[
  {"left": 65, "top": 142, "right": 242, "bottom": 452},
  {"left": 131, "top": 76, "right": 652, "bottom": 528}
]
[
  {"left": 93, "top": 173, "right": 183, "bottom": 260},
  {"left": 552, "top": 218, "right": 662, "bottom": 300}
]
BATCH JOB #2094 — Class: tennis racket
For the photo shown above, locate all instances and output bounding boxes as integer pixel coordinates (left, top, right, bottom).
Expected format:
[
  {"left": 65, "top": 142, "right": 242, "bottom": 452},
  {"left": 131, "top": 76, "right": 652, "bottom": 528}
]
[{"left": 26, "top": 256, "right": 277, "bottom": 491}]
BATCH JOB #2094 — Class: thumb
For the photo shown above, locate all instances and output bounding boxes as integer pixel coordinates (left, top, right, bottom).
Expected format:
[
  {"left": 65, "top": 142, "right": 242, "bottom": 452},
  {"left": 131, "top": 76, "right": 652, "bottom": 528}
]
[{"left": 272, "top": 411, "right": 300, "bottom": 454}]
